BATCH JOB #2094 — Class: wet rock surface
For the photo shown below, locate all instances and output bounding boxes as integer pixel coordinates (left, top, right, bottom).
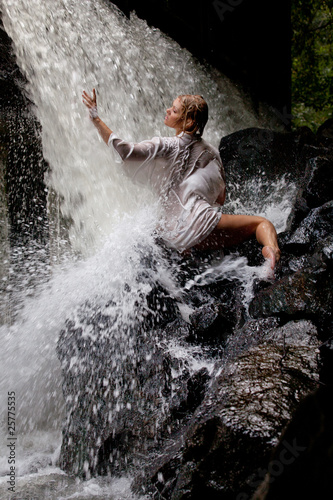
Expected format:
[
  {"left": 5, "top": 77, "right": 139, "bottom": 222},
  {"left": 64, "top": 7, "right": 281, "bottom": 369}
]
[
  {"left": 0, "top": 17, "right": 48, "bottom": 244},
  {"left": 57, "top": 125, "right": 333, "bottom": 497},
  {"left": 57, "top": 248, "right": 182, "bottom": 476},
  {"left": 134, "top": 319, "right": 319, "bottom": 499},
  {"left": 252, "top": 384, "right": 333, "bottom": 500}
]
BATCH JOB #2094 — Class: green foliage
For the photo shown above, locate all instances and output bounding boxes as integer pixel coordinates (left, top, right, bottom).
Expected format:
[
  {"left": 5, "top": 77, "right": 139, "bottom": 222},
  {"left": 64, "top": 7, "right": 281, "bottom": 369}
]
[{"left": 292, "top": 0, "right": 333, "bottom": 131}]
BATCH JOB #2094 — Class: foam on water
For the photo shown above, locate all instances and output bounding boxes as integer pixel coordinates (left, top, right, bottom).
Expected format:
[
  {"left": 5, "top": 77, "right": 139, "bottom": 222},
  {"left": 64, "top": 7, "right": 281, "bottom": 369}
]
[{"left": 0, "top": 470, "right": 149, "bottom": 499}]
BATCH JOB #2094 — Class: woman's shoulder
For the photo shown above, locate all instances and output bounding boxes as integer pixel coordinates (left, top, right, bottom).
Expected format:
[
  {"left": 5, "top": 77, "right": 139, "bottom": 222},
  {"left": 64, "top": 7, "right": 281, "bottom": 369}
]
[
  {"left": 198, "top": 138, "right": 222, "bottom": 162},
  {"left": 152, "top": 135, "right": 181, "bottom": 154},
  {"left": 143, "top": 135, "right": 179, "bottom": 147}
]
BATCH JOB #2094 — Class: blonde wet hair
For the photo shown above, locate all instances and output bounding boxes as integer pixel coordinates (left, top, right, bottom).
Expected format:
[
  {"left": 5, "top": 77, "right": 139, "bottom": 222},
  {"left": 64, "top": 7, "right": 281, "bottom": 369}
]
[{"left": 178, "top": 94, "right": 208, "bottom": 137}]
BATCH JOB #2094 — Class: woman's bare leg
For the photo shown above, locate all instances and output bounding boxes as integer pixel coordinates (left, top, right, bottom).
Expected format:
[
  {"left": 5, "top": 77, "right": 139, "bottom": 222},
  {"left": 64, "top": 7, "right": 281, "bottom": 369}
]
[{"left": 195, "top": 214, "right": 280, "bottom": 270}]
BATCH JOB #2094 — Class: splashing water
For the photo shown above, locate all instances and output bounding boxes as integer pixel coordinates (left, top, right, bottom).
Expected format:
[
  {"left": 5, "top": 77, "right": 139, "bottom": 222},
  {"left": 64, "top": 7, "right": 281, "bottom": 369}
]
[
  {"left": 225, "top": 174, "right": 297, "bottom": 234},
  {"left": 0, "top": 207, "right": 170, "bottom": 497},
  {"left": 184, "top": 254, "right": 273, "bottom": 309},
  {"left": 0, "top": 0, "right": 296, "bottom": 496}
]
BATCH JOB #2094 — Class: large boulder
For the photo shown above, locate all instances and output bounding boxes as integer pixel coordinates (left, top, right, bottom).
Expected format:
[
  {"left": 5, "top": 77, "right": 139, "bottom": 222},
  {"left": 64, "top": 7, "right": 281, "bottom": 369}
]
[
  {"left": 219, "top": 125, "right": 333, "bottom": 233},
  {"left": 135, "top": 319, "right": 320, "bottom": 499},
  {"left": 252, "top": 385, "right": 333, "bottom": 500},
  {"left": 219, "top": 127, "right": 316, "bottom": 183}
]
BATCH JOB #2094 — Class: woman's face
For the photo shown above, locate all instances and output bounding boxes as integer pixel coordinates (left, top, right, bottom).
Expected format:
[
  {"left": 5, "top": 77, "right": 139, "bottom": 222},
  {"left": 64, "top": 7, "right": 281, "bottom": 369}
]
[{"left": 164, "top": 97, "right": 184, "bottom": 134}]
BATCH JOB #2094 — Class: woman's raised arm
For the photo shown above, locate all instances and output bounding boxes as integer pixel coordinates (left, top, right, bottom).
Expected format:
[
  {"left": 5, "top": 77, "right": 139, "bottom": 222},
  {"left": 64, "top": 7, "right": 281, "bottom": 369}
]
[{"left": 82, "top": 89, "right": 113, "bottom": 145}]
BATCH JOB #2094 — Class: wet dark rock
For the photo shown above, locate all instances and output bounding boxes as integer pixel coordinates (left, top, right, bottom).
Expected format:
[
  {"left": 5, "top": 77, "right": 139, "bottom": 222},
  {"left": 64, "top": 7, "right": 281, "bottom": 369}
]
[
  {"left": 219, "top": 127, "right": 316, "bottom": 185},
  {"left": 135, "top": 320, "right": 320, "bottom": 499},
  {"left": 299, "top": 156, "right": 333, "bottom": 209},
  {"left": 249, "top": 268, "right": 332, "bottom": 336},
  {"left": 56, "top": 251, "right": 215, "bottom": 477},
  {"left": 285, "top": 200, "right": 333, "bottom": 252},
  {"left": 249, "top": 197, "right": 333, "bottom": 342},
  {"left": 252, "top": 385, "right": 333, "bottom": 500},
  {"left": 0, "top": 17, "right": 27, "bottom": 107},
  {"left": 222, "top": 317, "right": 280, "bottom": 357},
  {"left": 190, "top": 304, "right": 219, "bottom": 333},
  {"left": 286, "top": 154, "right": 333, "bottom": 230},
  {"left": 219, "top": 125, "right": 333, "bottom": 235},
  {"left": 188, "top": 293, "right": 243, "bottom": 346}
]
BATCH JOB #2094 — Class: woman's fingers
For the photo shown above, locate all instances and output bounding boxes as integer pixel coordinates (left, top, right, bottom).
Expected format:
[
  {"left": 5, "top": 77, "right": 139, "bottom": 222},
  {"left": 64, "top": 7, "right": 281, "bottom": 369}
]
[
  {"left": 82, "top": 90, "right": 92, "bottom": 107},
  {"left": 82, "top": 89, "right": 96, "bottom": 108},
  {"left": 82, "top": 91, "right": 92, "bottom": 106}
]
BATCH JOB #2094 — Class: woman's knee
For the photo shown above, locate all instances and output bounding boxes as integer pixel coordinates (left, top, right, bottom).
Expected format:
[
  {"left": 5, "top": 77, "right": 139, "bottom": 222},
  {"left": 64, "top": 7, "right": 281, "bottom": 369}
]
[{"left": 257, "top": 216, "right": 271, "bottom": 227}]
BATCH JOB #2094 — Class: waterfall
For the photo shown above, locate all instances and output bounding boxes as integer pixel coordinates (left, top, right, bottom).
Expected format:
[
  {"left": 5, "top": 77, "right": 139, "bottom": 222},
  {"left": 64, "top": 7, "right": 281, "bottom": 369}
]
[
  {"left": 0, "top": 0, "right": 295, "bottom": 497},
  {"left": 0, "top": 0, "right": 285, "bottom": 253}
]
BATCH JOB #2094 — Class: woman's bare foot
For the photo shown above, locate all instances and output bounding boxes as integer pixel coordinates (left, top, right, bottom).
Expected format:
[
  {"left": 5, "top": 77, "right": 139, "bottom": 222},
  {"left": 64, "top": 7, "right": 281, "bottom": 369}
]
[{"left": 262, "top": 245, "right": 281, "bottom": 270}]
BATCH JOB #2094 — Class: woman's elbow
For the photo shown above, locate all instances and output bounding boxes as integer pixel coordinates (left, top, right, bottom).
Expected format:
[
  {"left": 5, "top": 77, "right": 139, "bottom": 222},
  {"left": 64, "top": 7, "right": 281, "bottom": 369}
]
[{"left": 216, "top": 188, "right": 226, "bottom": 206}]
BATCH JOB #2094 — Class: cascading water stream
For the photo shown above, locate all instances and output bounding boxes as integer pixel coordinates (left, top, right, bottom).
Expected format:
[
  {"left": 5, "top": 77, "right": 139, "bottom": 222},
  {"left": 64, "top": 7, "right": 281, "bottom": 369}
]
[
  {"left": 0, "top": 0, "right": 296, "bottom": 497},
  {"left": 0, "top": 0, "right": 286, "bottom": 252}
]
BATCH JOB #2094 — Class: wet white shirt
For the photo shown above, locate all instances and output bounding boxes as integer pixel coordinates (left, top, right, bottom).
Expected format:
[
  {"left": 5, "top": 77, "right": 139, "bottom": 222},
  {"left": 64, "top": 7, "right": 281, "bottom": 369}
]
[{"left": 108, "top": 132, "right": 225, "bottom": 252}]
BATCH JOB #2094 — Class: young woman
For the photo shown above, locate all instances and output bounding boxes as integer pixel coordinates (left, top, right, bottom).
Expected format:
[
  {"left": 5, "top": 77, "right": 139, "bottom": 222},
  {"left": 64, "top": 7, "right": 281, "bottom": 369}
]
[{"left": 82, "top": 90, "right": 280, "bottom": 270}]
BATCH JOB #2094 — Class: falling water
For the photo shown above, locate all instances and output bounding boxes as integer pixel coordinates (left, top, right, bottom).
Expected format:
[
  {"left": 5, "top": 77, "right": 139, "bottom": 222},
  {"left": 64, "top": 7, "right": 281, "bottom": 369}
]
[
  {"left": 0, "top": 0, "right": 295, "bottom": 497},
  {"left": 0, "top": 0, "right": 287, "bottom": 253}
]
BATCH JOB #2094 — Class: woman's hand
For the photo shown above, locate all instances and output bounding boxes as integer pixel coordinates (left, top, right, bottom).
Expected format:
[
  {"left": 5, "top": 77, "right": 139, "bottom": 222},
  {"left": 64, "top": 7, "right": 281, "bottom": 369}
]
[
  {"left": 82, "top": 88, "right": 113, "bottom": 144},
  {"left": 82, "top": 88, "right": 98, "bottom": 119}
]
